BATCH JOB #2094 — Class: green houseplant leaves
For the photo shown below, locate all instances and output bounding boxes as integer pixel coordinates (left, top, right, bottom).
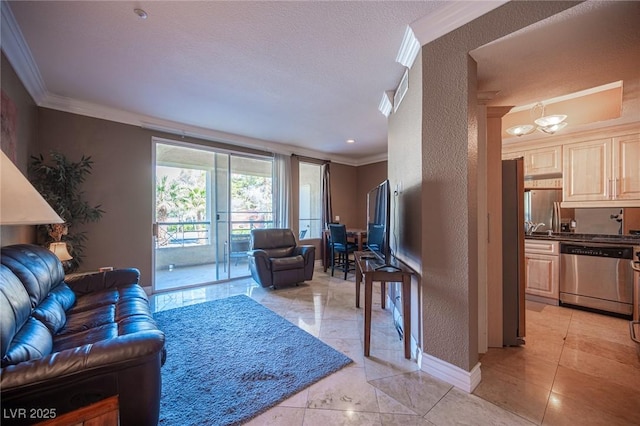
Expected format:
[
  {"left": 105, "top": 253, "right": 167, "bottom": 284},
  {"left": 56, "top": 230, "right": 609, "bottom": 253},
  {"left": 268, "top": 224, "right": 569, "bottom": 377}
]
[{"left": 29, "top": 151, "right": 104, "bottom": 272}]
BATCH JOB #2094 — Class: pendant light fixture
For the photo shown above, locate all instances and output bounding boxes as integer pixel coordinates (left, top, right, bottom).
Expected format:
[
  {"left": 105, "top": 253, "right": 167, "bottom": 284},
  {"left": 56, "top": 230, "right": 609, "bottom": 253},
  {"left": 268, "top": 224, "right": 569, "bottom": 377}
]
[{"left": 506, "top": 102, "right": 568, "bottom": 137}]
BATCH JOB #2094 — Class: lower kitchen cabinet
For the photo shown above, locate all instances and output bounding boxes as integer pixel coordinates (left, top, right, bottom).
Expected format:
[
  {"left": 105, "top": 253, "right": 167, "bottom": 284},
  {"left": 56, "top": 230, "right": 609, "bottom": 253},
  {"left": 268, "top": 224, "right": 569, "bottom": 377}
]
[{"left": 524, "top": 240, "right": 559, "bottom": 304}]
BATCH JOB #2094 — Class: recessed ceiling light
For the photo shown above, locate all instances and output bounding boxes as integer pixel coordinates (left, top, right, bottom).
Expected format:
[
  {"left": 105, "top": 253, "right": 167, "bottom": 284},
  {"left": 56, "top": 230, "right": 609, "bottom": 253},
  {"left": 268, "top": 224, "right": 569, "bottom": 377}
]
[
  {"left": 134, "top": 8, "right": 148, "bottom": 19},
  {"left": 346, "top": 139, "right": 355, "bottom": 144}
]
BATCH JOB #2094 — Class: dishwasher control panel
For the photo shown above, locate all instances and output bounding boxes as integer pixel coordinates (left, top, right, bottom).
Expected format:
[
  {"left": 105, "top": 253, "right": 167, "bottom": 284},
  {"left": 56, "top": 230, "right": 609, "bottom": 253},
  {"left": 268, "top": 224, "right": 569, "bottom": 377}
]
[{"left": 560, "top": 244, "right": 634, "bottom": 259}]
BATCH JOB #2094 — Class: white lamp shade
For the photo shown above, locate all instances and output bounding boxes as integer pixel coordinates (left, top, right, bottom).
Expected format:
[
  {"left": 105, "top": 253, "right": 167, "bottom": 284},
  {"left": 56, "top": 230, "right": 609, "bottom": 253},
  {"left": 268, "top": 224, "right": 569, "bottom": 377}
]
[
  {"left": 538, "top": 121, "right": 568, "bottom": 135},
  {"left": 49, "top": 242, "right": 73, "bottom": 261},
  {"left": 534, "top": 114, "right": 567, "bottom": 127},
  {"left": 506, "top": 124, "right": 535, "bottom": 137},
  {"left": 0, "top": 151, "right": 64, "bottom": 225}
]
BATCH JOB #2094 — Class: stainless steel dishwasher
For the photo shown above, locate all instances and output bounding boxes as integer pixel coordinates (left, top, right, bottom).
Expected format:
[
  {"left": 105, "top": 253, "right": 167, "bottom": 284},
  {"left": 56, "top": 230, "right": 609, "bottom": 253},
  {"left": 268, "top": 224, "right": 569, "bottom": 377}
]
[{"left": 559, "top": 242, "right": 638, "bottom": 317}]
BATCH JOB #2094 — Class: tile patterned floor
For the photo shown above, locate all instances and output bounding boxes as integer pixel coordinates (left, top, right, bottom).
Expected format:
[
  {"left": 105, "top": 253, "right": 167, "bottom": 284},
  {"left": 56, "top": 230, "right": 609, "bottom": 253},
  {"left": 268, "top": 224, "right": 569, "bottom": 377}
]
[{"left": 151, "top": 266, "right": 640, "bottom": 425}]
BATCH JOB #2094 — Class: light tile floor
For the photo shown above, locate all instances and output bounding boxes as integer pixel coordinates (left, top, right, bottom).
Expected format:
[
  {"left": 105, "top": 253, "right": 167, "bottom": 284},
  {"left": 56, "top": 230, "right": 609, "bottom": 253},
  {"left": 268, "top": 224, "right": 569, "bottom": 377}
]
[{"left": 150, "top": 266, "right": 640, "bottom": 425}]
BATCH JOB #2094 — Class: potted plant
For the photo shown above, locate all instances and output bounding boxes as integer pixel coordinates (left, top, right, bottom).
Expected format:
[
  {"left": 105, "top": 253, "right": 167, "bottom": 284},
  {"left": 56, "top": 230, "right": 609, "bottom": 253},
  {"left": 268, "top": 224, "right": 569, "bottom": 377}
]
[{"left": 29, "top": 151, "right": 104, "bottom": 272}]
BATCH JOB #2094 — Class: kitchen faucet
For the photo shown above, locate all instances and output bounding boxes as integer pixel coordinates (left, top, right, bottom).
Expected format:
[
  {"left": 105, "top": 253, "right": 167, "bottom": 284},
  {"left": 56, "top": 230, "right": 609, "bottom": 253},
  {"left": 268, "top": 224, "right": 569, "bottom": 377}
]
[{"left": 524, "top": 221, "right": 545, "bottom": 235}]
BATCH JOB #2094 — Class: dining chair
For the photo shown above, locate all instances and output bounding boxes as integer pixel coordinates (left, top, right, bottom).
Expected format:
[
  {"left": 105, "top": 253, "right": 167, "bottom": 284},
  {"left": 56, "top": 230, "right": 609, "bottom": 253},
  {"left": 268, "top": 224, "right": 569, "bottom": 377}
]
[{"left": 328, "top": 224, "right": 357, "bottom": 280}]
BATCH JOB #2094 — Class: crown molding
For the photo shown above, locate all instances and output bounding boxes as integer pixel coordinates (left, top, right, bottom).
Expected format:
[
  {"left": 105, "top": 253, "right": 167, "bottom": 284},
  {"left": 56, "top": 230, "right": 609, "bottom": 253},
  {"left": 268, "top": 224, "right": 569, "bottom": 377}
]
[
  {"left": 40, "top": 91, "right": 383, "bottom": 167},
  {"left": 1, "top": 1, "right": 47, "bottom": 104},
  {"left": 378, "top": 91, "right": 393, "bottom": 117},
  {"left": 410, "top": 1, "right": 508, "bottom": 47},
  {"left": 395, "top": 26, "right": 420, "bottom": 68}
]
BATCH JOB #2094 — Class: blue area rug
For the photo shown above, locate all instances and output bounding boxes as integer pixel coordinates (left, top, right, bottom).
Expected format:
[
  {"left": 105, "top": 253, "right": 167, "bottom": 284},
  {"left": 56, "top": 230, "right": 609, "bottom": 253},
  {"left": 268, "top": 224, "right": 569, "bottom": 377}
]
[{"left": 154, "top": 295, "right": 352, "bottom": 425}]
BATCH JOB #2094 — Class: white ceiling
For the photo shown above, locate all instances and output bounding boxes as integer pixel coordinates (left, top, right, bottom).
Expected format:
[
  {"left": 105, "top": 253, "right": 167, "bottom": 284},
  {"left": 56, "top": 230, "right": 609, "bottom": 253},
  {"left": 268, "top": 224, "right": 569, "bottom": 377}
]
[{"left": 2, "top": 1, "right": 638, "bottom": 164}]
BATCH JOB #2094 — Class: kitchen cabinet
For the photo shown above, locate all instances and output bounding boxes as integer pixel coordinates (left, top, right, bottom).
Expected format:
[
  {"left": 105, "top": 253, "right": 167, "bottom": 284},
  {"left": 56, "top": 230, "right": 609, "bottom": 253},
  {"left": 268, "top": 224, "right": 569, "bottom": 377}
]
[
  {"left": 524, "top": 240, "right": 559, "bottom": 304},
  {"left": 525, "top": 145, "right": 562, "bottom": 176},
  {"left": 562, "top": 132, "right": 640, "bottom": 207},
  {"left": 614, "top": 133, "right": 640, "bottom": 201},
  {"left": 502, "top": 145, "right": 561, "bottom": 177},
  {"left": 502, "top": 151, "right": 524, "bottom": 160},
  {"left": 524, "top": 177, "right": 562, "bottom": 189}
]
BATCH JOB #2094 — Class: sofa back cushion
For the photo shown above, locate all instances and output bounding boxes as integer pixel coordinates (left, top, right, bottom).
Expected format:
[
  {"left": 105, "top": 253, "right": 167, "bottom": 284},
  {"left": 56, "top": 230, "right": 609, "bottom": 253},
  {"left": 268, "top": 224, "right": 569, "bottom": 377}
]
[
  {"left": 0, "top": 266, "right": 33, "bottom": 358},
  {"left": 1, "top": 244, "right": 65, "bottom": 309}
]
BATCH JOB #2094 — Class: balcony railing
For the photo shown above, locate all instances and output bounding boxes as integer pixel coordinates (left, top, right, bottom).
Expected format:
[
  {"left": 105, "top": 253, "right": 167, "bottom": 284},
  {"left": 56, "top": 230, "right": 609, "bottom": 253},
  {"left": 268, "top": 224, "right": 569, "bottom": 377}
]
[
  {"left": 156, "top": 216, "right": 275, "bottom": 249},
  {"left": 156, "top": 221, "right": 211, "bottom": 248}
]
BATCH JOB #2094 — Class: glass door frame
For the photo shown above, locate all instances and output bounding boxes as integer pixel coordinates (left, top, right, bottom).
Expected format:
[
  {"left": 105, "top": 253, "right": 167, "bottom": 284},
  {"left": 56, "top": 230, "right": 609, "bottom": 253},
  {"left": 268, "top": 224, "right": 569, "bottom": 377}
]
[{"left": 151, "top": 137, "right": 274, "bottom": 293}]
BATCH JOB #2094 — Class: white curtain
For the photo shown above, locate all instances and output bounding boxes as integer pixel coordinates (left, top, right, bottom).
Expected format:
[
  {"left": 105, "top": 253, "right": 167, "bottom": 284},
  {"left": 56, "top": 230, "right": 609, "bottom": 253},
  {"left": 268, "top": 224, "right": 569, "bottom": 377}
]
[{"left": 274, "top": 153, "right": 292, "bottom": 228}]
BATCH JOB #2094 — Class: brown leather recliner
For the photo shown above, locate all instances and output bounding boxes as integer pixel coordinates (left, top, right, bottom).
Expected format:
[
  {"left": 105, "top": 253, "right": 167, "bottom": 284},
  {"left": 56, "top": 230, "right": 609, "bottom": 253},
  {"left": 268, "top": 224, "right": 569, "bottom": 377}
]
[{"left": 248, "top": 228, "right": 315, "bottom": 289}]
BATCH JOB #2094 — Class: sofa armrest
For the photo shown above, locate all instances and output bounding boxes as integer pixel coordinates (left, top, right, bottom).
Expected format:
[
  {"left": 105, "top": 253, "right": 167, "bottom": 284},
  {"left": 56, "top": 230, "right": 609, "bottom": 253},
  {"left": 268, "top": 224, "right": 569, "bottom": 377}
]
[{"left": 65, "top": 268, "right": 141, "bottom": 295}]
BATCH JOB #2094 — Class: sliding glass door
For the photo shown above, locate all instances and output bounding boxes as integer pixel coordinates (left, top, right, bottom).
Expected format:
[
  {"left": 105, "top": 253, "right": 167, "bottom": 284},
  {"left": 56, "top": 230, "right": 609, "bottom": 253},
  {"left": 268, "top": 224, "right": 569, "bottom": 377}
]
[{"left": 153, "top": 140, "right": 273, "bottom": 292}]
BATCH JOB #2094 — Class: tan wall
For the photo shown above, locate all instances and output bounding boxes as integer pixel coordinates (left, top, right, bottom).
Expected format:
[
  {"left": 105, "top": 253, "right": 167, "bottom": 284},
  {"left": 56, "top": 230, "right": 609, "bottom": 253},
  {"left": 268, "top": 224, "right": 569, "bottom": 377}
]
[
  {"left": 329, "top": 163, "right": 357, "bottom": 227},
  {"left": 35, "top": 109, "right": 155, "bottom": 284},
  {"left": 30, "top": 108, "right": 371, "bottom": 286},
  {"left": 388, "top": 1, "right": 578, "bottom": 372},
  {"left": 355, "top": 161, "right": 388, "bottom": 229},
  {"left": 0, "top": 53, "right": 38, "bottom": 245}
]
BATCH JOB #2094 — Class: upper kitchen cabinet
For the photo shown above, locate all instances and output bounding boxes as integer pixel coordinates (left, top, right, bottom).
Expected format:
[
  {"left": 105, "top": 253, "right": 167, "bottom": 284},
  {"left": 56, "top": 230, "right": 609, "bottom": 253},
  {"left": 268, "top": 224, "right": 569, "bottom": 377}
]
[
  {"left": 525, "top": 146, "right": 562, "bottom": 177},
  {"left": 501, "top": 145, "right": 562, "bottom": 177},
  {"left": 502, "top": 151, "right": 524, "bottom": 160},
  {"left": 562, "top": 131, "right": 640, "bottom": 207},
  {"left": 614, "top": 133, "right": 640, "bottom": 201}
]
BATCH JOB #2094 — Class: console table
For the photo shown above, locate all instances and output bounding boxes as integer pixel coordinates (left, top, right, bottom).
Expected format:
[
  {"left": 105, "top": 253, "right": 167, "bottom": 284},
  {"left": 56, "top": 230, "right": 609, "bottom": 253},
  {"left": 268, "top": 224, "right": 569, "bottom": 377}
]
[{"left": 354, "top": 251, "right": 412, "bottom": 359}]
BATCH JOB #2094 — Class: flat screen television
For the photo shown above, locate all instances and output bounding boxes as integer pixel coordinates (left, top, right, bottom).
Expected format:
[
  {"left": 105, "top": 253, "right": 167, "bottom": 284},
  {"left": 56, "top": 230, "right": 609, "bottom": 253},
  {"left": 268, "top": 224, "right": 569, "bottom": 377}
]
[{"left": 366, "top": 179, "right": 392, "bottom": 267}]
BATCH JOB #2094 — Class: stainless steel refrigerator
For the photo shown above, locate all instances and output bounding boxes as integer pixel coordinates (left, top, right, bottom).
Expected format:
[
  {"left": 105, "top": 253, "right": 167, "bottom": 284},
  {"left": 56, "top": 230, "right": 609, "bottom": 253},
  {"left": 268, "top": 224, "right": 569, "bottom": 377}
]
[
  {"left": 502, "top": 159, "right": 525, "bottom": 346},
  {"left": 524, "top": 189, "right": 562, "bottom": 232}
]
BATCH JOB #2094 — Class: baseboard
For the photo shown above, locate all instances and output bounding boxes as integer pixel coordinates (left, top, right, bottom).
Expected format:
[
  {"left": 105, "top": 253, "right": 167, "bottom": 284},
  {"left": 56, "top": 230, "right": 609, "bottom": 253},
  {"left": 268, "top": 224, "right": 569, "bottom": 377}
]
[
  {"left": 385, "top": 295, "right": 482, "bottom": 393},
  {"left": 525, "top": 293, "right": 559, "bottom": 306},
  {"left": 419, "top": 352, "right": 482, "bottom": 393}
]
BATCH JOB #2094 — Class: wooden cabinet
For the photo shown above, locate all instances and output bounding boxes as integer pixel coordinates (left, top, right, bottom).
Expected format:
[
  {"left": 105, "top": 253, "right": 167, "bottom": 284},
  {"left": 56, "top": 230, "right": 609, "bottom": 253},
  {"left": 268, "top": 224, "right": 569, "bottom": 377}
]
[
  {"left": 563, "top": 132, "right": 640, "bottom": 206},
  {"left": 502, "top": 145, "right": 561, "bottom": 177},
  {"left": 614, "top": 133, "right": 640, "bottom": 201},
  {"left": 524, "top": 177, "right": 562, "bottom": 189},
  {"left": 35, "top": 396, "right": 119, "bottom": 426},
  {"left": 525, "top": 145, "right": 562, "bottom": 176},
  {"left": 563, "top": 138, "right": 610, "bottom": 202},
  {"left": 524, "top": 240, "right": 559, "bottom": 304},
  {"left": 502, "top": 151, "right": 524, "bottom": 160}
]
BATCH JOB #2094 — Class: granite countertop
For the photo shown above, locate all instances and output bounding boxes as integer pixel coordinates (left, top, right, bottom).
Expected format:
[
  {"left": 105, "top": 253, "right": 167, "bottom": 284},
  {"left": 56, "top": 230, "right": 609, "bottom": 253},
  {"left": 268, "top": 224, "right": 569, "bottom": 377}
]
[{"left": 525, "top": 232, "right": 640, "bottom": 246}]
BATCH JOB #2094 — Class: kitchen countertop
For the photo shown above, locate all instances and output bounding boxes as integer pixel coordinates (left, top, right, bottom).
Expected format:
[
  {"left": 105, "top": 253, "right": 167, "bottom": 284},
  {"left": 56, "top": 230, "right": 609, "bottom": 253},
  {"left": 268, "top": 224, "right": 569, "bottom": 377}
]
[{"left": 525, "top": 232, "right": 640, "bottom": 246}]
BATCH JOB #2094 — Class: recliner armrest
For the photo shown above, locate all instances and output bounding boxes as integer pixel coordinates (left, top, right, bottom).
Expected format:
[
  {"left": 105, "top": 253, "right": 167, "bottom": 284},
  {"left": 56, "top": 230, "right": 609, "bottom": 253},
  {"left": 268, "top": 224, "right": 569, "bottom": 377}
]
[
  {"left": 247, "top": 249, "right": 269, "bottom": 258},
  {"left": 65, "top": 268, "right": 141, "bottom": 295},
  {"left": 294, "top": 245, "right": 315, "bottom": 263}
]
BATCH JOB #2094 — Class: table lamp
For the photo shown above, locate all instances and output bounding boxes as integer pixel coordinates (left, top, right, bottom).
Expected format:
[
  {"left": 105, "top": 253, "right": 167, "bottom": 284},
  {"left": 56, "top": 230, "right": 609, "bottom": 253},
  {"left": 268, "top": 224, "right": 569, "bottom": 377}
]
[{"left": 1, "top": 150, "right": 64, "bottom": 225}]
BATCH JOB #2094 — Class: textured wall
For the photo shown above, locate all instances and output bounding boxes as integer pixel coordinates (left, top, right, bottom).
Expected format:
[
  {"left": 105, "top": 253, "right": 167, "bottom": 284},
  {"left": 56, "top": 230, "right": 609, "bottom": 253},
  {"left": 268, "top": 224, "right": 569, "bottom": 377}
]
[
  {"left": 387, "top": 1, "right": 579, "bottom": 372},
  {"left": 421, "top": 38, "right": 478, "bottom": 370},
  {"left": 0, "top": 53, "right": 38, "bottom": 245}
]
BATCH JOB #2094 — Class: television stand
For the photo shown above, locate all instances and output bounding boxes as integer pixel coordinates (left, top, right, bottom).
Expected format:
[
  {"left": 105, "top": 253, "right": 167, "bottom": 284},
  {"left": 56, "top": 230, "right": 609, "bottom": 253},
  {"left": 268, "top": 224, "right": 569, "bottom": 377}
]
[
  {"left": 374, "top": 264, "right": 401, "bottom": 272},
  {"left": 354, "top": 251, "right": 412, "bottom": 359}
]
